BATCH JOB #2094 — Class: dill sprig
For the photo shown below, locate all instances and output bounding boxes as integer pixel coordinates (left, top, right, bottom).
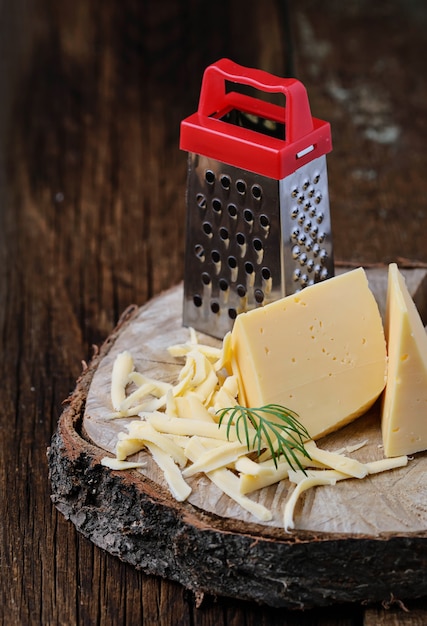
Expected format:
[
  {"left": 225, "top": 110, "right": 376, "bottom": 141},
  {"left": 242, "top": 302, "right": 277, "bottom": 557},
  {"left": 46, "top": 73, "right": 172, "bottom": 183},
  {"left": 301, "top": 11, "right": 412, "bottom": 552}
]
[{"left": 217, "top": 403, "right": 312, "bottom": 471}]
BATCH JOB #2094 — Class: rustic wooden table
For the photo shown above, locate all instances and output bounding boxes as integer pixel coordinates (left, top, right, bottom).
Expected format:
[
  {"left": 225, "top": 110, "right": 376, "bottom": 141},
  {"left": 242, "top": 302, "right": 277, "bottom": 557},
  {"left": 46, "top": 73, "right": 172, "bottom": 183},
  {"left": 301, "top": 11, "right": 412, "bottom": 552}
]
[{"left": 2, "top": 1, "right": 427, "bottom": 624}]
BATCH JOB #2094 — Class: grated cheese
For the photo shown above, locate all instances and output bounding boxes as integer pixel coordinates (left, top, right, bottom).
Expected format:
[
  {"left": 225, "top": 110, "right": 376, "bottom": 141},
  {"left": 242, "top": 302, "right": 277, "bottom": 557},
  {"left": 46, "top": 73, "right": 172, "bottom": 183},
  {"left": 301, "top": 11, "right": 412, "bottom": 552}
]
[
  {"left": 110, "top": 351, "right": 134, "bottom": 410},
  {"left": 104, "top": 328, "right": 411, "bottom": 532}
]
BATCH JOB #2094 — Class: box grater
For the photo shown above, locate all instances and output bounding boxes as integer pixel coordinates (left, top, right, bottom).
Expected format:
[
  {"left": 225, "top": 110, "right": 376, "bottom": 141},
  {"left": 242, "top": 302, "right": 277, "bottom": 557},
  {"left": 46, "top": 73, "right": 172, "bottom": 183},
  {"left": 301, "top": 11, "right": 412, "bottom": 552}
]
[{"left": 180, "top": 58, "right": 333, "bottom": 339}]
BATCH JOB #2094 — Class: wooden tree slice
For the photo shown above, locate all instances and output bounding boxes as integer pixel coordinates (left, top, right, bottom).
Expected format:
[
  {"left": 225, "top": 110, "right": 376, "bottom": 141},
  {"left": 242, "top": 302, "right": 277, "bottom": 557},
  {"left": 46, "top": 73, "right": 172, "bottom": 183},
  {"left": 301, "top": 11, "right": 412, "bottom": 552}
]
[{"left": 48, "top": 268, "right": 427, "bottom": 609}]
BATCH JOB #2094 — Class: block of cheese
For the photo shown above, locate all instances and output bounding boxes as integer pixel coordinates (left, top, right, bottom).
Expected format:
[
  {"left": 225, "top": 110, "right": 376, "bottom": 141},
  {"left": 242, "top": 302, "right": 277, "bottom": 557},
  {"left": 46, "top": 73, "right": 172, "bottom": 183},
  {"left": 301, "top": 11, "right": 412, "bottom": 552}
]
[
  {"left": 381, "top": 263, "right": 427, "bottom": 457},
  {"left": 231, "top": 267, "right": 387, "bottom": 439}
]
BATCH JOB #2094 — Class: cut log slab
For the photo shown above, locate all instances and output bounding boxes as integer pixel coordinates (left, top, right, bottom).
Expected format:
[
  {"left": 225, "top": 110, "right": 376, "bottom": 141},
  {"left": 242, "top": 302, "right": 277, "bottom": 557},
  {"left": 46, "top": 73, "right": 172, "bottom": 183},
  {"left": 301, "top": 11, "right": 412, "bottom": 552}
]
[{"left": 48, "top": 268, "right": 427, "bottom": 609}]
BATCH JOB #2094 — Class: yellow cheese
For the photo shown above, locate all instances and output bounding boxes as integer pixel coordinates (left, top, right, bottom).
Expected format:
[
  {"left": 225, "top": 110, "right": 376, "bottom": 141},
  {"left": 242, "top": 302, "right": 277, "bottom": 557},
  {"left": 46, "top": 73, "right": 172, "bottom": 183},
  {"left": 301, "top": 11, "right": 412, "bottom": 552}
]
[
  {"left": 110, "top": 350, "right": 134, "bottom": 410},
  {"left": 381, "top": 263, "right": 427, "bottom": 457},
  {"left": 231, "top": 268, "right": 387, "bottom": 439}
]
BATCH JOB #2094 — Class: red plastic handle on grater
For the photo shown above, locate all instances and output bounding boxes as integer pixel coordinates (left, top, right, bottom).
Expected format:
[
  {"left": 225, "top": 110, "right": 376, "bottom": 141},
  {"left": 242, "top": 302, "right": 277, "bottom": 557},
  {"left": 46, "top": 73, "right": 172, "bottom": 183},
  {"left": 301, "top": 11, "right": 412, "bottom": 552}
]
[
  {"left": 180, "top": 58, "right": 332, "bottom": 180},
  {"left": 198, "top": 58, "right": 313, "bottom": 144}
]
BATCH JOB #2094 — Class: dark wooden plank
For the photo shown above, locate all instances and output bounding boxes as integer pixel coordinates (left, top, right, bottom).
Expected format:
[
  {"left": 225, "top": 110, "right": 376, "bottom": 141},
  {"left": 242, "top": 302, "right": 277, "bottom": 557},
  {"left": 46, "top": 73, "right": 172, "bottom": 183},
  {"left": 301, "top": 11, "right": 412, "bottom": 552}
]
[{"left": 290, "top": 0, "right": 427, "bottom": 267}]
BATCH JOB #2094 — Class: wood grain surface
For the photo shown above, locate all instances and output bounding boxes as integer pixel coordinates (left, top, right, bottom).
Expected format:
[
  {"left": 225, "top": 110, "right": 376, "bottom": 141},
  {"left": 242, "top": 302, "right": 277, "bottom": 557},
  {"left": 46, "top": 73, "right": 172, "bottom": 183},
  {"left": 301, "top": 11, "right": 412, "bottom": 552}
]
[{"left": 2, "top": 0, "right": 427, "bottom": 624}]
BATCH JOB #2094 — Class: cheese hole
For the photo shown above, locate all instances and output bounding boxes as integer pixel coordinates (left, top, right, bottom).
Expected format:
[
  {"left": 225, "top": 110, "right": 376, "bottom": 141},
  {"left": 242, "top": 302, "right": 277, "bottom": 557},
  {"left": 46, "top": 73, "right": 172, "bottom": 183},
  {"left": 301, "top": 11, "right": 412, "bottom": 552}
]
[
  {"left": 392, "top": 427, "right": 400, "bottom": 433},
  {"left": 401, "top": 354, "right": 409, "bottom": 361}
]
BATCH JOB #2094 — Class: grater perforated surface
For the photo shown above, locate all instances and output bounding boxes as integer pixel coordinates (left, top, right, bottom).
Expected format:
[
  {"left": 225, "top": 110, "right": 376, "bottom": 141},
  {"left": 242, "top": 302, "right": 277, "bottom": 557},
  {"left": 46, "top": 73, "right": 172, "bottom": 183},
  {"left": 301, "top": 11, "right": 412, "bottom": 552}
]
[{"left": 183, "top": 153, "right": 333, "bottom": 338}]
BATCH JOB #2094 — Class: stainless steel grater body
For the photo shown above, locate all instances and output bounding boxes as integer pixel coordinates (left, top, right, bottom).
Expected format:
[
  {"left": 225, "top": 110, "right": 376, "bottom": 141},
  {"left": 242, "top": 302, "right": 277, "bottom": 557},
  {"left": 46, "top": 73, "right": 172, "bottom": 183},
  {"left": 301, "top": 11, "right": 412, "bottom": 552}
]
[
  {"left": 183, "top": 152, "right": 333, "bottom": 339},
  {"left": 180, "top": 59, "right": 333, "bottom": 338}
]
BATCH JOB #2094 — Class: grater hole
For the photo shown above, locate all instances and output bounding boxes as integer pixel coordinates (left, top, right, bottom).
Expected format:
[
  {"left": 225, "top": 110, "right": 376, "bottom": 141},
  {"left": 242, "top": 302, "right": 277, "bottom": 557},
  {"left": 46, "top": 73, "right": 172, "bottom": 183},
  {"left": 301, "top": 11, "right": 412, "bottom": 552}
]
[
  {"left": 211, "top": 301, "right": 220, "bottom": 313},
  {"left": 245, "top": 261, "right": 254, "bottom": 274},
  {"left": 300, "top": 274, "right": 309, "bottom": 287},
  {"left": 237, "top": 284, "right": 246, "bottom": 297},
  {"left": 201, "top": 272, "right": 211, "bottom": 285},
  {"left": 313, "top": 173, "right": 321, "bottom": 184},
  {"left": 261, "top": 267, "right": 271, "bottom": 280},
  {"left": 212, "top": 198, "right": 222, "bottom": 213},
  {"left": 220, "top": 175, "right": 231, "bottom": 190},
  {"left": 251, "top": 184, "right": 262, "bottom": 200},
  {"left": 196, "top": 193, "right": 207, "bottom": 209},
  {"left": 219, "top": 278, "right": 229, "bottom": 291},
  {"left": 194, "top": 244, "right": 205, "bottom": 261},
  {"left": 259, "top": 214, "right": 270, "bottom": 229},
  {"left": 243, "top": 209, "right": 254, "bottom": 223},
  {"left": 228, "top": 255, "right": 237, "bottom": 269},
  {"left": 236, "top": 179, "right": 246, "bottom": 194},
  {"left": 292, "top": 245, "right": 301, "bottom": 259},
  {"left": 291, "top": 227, "right": 299, "bottom": 241},
  {"left": 291, "top": 187, "right": 299, "bottom": 198},
  {"left": 202, "top": 221, "right": 213, "bottom": 236},
  {"left": 205, "top": 170, "right": 215, "bottom": 184},
  {"left": 212, "top": 249, "right": 221, "bottom": 263},
  {"left": 310, "top": 225, "right": 319, "bottom": 239},
  {"left": 254, "top": 289, "right": 264, "bottom": 303},
  {"left": 193, "top": 294, "right": 203, "bottom": 307},
  {"left": 219, "top": 227, "right": 229, "bottom": 241},
  {"left": 228, "top": 308, "right": 237, "bottom": 320},
  {"left": 320, "top": 249, "right": 328, "bottom": 265},
  {"left": 228, "top": 203, "right": 237, "bottom": 218},
  {"left": 236, "top": 232, "right": 246, "bottom": 246},
  {"left": 253, "top": 238, "right": 263, "bottom": 252}
]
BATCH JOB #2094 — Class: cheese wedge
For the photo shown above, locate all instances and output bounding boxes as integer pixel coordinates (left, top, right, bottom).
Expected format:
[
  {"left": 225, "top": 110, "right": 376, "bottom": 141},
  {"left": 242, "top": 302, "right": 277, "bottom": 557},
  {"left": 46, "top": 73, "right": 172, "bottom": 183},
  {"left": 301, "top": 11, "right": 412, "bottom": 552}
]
[
  {"left": 381, "top": 263, "right": 427, "bottom": 457},
  {"left": 231, "top": 267, "right": 387, "bottom": 439}
]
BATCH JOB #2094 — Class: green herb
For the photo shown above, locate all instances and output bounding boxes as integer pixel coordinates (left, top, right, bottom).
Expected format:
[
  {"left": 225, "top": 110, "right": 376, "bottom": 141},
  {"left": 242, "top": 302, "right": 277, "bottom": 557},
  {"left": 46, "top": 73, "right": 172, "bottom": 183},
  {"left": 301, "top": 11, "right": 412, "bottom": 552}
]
[{"left": 217, "top": 403, "right": 311, "bottom": 471}]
